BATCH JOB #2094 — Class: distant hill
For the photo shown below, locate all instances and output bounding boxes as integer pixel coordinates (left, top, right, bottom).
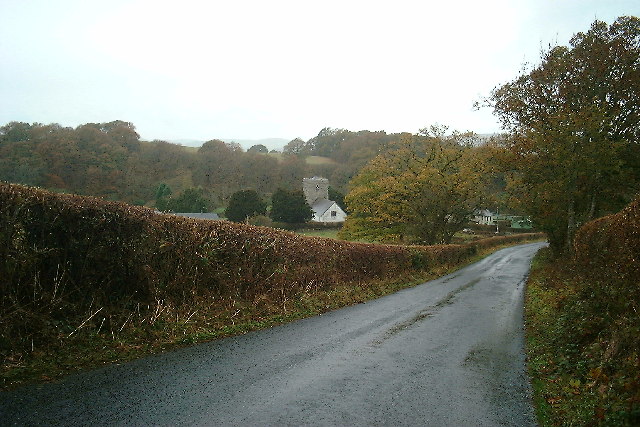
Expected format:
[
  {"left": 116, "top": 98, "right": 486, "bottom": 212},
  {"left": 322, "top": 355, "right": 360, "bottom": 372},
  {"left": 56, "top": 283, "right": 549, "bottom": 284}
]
[{"left": 170, "top": 138, "right": 290, "bottom": 152}]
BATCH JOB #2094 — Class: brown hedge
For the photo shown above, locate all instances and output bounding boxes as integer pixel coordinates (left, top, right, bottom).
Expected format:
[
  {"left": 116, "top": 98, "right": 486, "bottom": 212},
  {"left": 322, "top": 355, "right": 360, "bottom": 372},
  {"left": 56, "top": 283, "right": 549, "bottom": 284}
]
[
  {"left": 574, "top": 196, "right": 640, "bottom": 283},
  {"left": 0, "top": 182, "right": 543, "bottom": 356}
]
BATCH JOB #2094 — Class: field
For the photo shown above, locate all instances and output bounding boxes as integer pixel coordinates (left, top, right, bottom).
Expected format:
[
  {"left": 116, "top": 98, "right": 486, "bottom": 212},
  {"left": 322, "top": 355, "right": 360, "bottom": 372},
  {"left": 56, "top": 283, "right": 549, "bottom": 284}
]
[
  {"left": 267, "top": 152, "right": 336, "bottom": 165},
  {"left": 297, "top": 229, "right": 340, "bottom": 239}
]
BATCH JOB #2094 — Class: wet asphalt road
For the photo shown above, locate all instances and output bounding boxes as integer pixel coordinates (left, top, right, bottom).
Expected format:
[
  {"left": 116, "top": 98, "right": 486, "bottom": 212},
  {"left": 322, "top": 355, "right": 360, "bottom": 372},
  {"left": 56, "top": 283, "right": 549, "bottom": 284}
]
[{"left": 1, "top": 242, "right": 545, "bottom": 426}]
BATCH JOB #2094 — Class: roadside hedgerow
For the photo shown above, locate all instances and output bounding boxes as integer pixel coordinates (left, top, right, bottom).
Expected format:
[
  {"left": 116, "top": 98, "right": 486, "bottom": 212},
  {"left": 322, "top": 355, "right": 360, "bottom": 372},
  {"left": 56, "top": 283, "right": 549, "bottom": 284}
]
[{"left": 0, "top": 182, "right": 543, "bottom": 388}]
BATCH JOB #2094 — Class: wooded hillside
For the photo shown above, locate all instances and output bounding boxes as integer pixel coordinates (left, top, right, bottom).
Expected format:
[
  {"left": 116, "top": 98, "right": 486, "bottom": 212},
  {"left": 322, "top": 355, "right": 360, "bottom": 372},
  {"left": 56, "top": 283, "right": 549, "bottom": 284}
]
[{"left": 0, "top": 121, "right": 409, "bottom": 208}]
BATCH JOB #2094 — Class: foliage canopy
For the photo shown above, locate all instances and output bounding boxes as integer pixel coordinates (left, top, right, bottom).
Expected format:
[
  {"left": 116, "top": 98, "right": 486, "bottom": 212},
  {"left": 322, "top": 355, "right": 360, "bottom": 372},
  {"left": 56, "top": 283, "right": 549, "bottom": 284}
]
[
  {"left": 341, "top": 127, "right": 495, "bottom": 244},
  {"left": 489, "top": 16, "right": 640, "bottom": 254},
  {"left": 270, "top": 188, "right": 313, "bottom": 223},
  {"left": 156, "top": 187, "right": 210, "bottom": 213},
  {"left": 225, "top": 189, "right": 267, "bottom": 222}
]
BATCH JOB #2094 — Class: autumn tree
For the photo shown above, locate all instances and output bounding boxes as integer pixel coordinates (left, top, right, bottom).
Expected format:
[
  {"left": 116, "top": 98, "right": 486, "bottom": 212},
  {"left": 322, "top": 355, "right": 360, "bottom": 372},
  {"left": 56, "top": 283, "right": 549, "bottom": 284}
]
[
  {"left": 0, "top": 121, "right": 34, "bottom": 143},
  {"left": 270, "top": 188, "right": 312, "bottom": 223},
  {"left": 488, "top": 16, "right": 640, "bottom": 254},
  {"left": 193, "top": 139, "right": 243, "bottom": 199},
  {"left": 305, "top": 127, "right": 349, "bottom": 157},
  {"left": 282, "top": 138, "right": 309, "bottom": 155},
  {"left": 340, "top": 127, "right": 493, "bottom": 244},
  {"left": 274, "top": 154, "right": 308, "bottom": 190},
  {"left": 237, "top": 153, "right": 280, "bottom": 194},
  {"left": 225, "top": 190, "right": 266, "bottom": 222},
  {"left": 0, "top": 122, "right": 42, "bottom": 186},
  {"left": 248, "top": 144, "right": 268, "bottom": 153}
]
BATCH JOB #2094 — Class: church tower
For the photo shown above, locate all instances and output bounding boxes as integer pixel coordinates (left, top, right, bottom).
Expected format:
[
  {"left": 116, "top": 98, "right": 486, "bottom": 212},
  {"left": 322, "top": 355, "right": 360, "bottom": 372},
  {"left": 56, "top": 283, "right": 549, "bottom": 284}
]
[{"left": 303, "top": 176, "right": 329, "bottom": 205}]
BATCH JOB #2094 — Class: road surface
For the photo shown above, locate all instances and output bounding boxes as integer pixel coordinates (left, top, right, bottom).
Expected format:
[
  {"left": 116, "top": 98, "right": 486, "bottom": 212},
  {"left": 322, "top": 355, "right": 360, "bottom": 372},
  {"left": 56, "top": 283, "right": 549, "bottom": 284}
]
[{"left": 1, "top": 242, "right": 545, "bottom": 426}]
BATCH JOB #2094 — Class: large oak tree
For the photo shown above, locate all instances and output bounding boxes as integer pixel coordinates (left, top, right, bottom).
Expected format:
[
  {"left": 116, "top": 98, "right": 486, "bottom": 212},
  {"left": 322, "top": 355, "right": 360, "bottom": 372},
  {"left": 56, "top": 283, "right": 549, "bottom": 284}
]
[
  {"left": 489, "top": 16, "right": 640, "bottom": 254},
  {"left": 340, "top": 127, "right": 494, "bottom": 244}
]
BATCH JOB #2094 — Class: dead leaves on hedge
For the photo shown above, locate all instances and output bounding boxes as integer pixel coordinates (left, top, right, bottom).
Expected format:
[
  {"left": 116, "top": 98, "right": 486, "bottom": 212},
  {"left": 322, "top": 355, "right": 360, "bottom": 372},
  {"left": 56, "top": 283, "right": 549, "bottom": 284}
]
[{"left": 0, "top": 182, "right": 543, "bottom": 356}]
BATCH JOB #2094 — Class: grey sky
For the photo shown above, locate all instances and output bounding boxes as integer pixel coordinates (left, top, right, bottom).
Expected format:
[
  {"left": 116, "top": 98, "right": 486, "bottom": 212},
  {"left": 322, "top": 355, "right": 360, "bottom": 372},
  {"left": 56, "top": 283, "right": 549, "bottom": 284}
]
[{"left": 1, "top": 0, "right": 637, "bottom": 142}]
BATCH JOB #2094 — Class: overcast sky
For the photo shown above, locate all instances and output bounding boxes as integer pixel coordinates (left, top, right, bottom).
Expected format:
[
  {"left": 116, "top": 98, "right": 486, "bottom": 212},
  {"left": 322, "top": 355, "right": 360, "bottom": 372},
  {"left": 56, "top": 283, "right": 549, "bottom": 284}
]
[{"left": 1, "top": 1, "right": 637, "bottom": 142}]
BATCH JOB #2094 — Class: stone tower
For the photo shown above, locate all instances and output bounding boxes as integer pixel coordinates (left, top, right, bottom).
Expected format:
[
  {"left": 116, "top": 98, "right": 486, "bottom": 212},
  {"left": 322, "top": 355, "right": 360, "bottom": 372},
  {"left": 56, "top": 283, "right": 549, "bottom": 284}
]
[{"left": 303, "top": 176, "right": 329, "bottom": 205}]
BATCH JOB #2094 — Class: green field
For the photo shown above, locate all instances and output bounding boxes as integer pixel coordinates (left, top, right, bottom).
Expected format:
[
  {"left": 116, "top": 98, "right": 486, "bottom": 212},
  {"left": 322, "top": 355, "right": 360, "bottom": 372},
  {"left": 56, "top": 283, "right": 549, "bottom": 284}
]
[
  {"left": 267, "top": 152, "right": 336, "bottom": 165},
  {"left": 297, "top": 229, "right": 340, "bottom": 239}
]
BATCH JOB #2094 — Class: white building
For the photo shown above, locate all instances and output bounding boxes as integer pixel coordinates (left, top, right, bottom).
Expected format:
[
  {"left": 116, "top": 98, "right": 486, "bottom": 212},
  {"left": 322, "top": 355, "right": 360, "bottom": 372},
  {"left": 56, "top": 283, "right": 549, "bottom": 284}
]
[
  {"left": 473, "top": 209, "right": 496, "bottom": 225},
  {"left": 302, "top": 176, "right": 347, "bottom": 223}
]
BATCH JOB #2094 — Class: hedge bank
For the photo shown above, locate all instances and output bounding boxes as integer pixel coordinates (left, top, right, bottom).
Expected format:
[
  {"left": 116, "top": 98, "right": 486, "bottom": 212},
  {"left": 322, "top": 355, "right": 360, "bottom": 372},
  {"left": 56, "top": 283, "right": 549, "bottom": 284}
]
[
  {"left": 525, "top": 196, "right": 640, "bottom": 425},
  {"left": 1, "top": 182, "right": 542, "bottom": 386}
]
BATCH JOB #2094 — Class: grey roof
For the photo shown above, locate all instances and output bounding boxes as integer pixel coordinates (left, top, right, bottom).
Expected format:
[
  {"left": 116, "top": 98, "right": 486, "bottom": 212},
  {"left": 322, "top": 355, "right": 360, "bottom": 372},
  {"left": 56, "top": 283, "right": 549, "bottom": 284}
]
[
  {"left": 311, "top": 199, "right": 336, "bottom": 216},
  {"left": 172, "top": 212, "right": 220, "bottom": 220},
  {"left": 475, "top": 209, "right": 494, "bottom": 217}
]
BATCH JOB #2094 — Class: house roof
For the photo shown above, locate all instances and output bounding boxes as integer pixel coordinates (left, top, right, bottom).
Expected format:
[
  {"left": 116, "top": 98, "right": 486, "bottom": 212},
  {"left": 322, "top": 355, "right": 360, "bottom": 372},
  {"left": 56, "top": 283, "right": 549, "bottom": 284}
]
[
  {"left": 311, "top": 198, "right": 336, "bottom": 216},
  {"left": 475, "top": 209, "right": 494, "bottom": 217},
  {"left": 172, "top": 212, "right": 220, "bottom": 220}
]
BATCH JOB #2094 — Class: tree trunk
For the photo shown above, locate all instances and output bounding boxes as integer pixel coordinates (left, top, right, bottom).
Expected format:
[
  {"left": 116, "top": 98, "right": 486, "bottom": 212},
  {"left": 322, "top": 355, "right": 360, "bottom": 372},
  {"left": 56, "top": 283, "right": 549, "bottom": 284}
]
[
  {"left": 564, "top": 197, "right": 576, "bottom": 255},
  {"left": 588, "top": 170, "right": 600, "bottom": 220},
  {"left": 588, "top": 192, "right": 597, "bottom": 220}
]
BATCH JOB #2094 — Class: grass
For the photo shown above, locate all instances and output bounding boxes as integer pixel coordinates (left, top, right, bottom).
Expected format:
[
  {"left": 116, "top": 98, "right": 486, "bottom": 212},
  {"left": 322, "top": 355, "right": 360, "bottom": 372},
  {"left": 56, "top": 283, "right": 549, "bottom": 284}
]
[
  {"left": 1, "top": 239, "right": 536, "bottom": 391},
  {"left": 305, "top": 155, "right": 336, "bottom": 165},
  {"left": 267, "top": 152, "right": 335, "bottom": 165},
  {"left": 297, "top": 229, "right": 341, "bottom": 239},
  {"left": 298, "top": 229, "right": 501, "bottom": 244}
]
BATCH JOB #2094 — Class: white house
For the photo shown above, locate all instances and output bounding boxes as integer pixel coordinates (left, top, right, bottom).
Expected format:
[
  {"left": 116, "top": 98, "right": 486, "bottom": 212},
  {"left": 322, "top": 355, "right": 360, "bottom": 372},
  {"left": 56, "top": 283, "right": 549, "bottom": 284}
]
[
  {"left": 472, "top": 209, "right": 496, "bottom": 225},
  {"left": 303, "top": 176, "right": 347, "bottom": 223},
  {"left": 310, "top": 198, "right": 347, "bottom": 223}
]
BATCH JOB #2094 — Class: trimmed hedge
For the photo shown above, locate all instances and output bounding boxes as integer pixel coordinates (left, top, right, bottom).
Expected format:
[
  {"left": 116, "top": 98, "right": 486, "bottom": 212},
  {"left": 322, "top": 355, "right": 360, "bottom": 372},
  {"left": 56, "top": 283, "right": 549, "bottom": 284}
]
[{"left": 0, "top": 182, "right": 543, "bottom": 358}]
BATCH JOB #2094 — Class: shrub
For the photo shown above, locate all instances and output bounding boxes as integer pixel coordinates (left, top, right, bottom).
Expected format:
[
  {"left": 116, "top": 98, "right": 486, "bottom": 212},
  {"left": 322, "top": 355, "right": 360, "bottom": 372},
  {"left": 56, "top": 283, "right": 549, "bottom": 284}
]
[{"left": 270, "top": 188, "right": 312, "bottom": 223}]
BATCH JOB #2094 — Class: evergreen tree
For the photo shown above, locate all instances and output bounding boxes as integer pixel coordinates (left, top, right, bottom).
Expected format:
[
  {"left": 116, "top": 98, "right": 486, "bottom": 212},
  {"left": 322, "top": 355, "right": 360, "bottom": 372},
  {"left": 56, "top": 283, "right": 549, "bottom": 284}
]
[
  {"left": 157, "top": 188, "right": 210, "bottom": 212},
  {"left": 155, "top": 183, "right": 172, "bottom": 200},
  {"left": 270, "top": 188, "right": 313, "bottom": 223},
  {"left": 225, "top": 190, "right": 266, "bottom": 222},
  {"left": 328, "top": 186, "right": 346, "bottom": 212}
]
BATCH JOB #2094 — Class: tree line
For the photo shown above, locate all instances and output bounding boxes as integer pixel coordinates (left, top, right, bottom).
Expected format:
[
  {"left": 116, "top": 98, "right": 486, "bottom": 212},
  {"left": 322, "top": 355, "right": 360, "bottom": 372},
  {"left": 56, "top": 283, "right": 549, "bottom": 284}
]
[
  {"left": 342, "top": 16, "right": 639, "bottom": 252},
  {"left": 0, "top": 122, "right": 407, "bottom": 210},
  {"left": 1, "top": 17, "right": 637, "bottom": 254}
]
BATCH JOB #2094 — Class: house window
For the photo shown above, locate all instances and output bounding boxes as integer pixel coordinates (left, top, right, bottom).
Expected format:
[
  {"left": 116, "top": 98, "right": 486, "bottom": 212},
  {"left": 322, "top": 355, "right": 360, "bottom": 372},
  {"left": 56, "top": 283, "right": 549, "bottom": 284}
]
[{"left": 331, "top": 211, "right": 337, "bottom": 217}]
